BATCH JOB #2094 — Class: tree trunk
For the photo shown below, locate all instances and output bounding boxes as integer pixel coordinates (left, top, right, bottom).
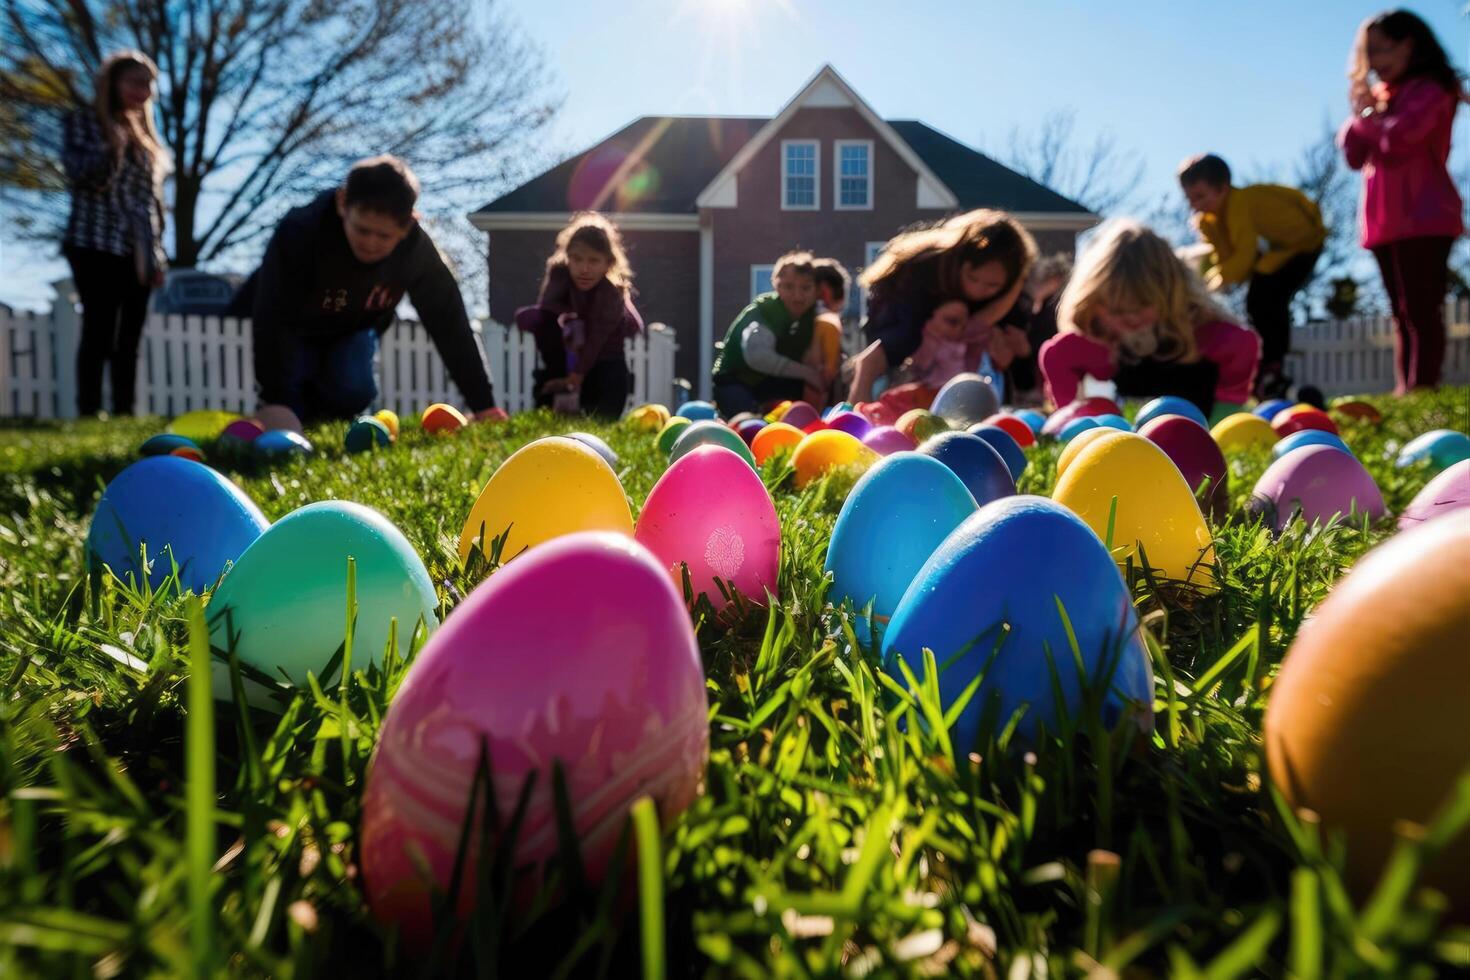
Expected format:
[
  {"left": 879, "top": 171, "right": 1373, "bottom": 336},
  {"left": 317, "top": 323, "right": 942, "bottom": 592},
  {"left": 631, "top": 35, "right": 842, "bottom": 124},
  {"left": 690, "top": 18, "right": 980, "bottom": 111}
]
[{"left": 173, "top": 171, "right": 199, "bottom": 268}]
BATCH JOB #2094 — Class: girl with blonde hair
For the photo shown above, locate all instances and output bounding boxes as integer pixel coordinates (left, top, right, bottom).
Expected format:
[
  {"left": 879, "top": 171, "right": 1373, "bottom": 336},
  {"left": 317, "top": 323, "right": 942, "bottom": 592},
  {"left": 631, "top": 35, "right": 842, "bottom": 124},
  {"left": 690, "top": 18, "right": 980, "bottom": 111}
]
[{"left": 1039, "top": 220, "right": 1260, "bottom": 420}]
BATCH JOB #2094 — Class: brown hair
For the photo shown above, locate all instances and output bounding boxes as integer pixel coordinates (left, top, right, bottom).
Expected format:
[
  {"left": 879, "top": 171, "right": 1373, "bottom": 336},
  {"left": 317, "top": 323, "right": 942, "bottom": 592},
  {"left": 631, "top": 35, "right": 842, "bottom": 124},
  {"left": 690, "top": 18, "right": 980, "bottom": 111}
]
[
  {"left": 93, "top": 50, "right": 170, "bottom": 184},
  {"left": 1177, "top": 153, "right": 1232, "bottom": 188},
  {"left": 343, "top": 155, "right": 420, "bottom": 224},
  {"left": 543, "top": 211, "right": 634, "bottom": 294},
  {"left": 771, "top": 249, "right": 817, "bottom": 284},
  {"left": 1350, "top": 9, "right": 1465, "bottom": 95},
  {"left": 812, "top": 257, "right": 851, "bottom": 302},
  {"left": 860, "top": 209, "right": 1037, "bottom": 301}
]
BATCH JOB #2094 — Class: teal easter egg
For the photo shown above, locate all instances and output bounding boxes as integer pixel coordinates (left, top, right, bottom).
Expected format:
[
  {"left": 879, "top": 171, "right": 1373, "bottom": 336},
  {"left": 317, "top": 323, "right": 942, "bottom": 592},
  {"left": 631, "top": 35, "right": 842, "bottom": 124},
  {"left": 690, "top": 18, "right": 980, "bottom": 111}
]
[
  {"left": 256, "top": 429, "right": 314, "bottom": 458},
  {"left": 882, "top": 496, "right": 1153, "bottom": 747},
  {"left": 824, "top": 453, "right": 978, "bottom": 645},
  {"left": 345, "top": 417, "right": 393, "bottom": 454},
  {"left": 669, "top": 420, "right": 757, "bottom": 468},
  {"left": 676, "top": 400, "right": 718, "bottom": 422},
  {"left": 140, "top": 433, "right": 204, "bottom": 458},
  {"left": 207, "top": 501, "right": 438, "bottom": 707},
  {"left": 1397, "top": 430, "right": 1470, "bottom": 474}
]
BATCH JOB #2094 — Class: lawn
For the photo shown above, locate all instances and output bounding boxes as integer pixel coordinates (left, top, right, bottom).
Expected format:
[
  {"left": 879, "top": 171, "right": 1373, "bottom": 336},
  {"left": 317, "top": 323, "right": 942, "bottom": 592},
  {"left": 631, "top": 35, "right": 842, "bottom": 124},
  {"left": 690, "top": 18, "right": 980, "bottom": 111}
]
[{"left": 1, "top": 389, "right": 1468, "bottom": 978}]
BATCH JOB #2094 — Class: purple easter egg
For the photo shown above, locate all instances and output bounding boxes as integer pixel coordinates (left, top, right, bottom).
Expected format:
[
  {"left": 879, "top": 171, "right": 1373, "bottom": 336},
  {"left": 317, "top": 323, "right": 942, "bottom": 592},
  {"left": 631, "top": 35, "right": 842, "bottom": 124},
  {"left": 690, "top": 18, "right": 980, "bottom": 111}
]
[
  {"left": 826, "top": 410, "right": 873, "bottom": 440},
  {"left": 1249, "top": 445, "right": 1385, "bottom": 534},
  {"left": 779, "top": 401, "right": 821, "bottom": 430},
  {"left": 1398, "top": 460, "right": 1470, "bottom": 530},
  {"left": 861, "top": 425, "right": 918, "bottom": 456},
  {"left": 737, "top": 418, "right": 768, "bottom": 446}
]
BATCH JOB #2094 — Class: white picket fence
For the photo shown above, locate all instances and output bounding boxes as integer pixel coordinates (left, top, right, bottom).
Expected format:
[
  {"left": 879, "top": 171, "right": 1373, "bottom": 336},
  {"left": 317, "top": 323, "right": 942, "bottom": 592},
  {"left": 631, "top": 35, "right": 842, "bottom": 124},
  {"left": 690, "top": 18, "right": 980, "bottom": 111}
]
[
  {"left": 0, "top": 282, "right": 678, "bottom": 419},
  {"left": 1285, "top": 298, "right": 1470, "bottom": 397}
]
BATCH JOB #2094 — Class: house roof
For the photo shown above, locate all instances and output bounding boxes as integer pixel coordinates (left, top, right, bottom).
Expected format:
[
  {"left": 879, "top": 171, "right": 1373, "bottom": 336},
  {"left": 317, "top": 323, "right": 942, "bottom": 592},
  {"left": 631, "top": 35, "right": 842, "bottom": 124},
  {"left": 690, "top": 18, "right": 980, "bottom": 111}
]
[{"left": 886, "top": 121, "right": 1088, "bottom": 214}]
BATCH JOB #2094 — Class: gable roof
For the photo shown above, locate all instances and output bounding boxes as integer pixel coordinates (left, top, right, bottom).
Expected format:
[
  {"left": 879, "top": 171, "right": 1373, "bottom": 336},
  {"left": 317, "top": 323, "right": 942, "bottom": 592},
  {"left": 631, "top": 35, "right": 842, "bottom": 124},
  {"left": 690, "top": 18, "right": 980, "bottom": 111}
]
[{"left": 887, "top": 121, "right": 1090, "bottom": 215}]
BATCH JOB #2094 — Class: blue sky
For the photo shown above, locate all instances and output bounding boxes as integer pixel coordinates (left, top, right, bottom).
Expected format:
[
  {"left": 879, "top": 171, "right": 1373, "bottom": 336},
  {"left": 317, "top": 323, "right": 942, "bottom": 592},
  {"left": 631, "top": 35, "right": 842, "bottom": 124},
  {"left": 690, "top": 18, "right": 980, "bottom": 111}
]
[{"left": 3, "top": 0, "right": 1466, "bottom": 309}]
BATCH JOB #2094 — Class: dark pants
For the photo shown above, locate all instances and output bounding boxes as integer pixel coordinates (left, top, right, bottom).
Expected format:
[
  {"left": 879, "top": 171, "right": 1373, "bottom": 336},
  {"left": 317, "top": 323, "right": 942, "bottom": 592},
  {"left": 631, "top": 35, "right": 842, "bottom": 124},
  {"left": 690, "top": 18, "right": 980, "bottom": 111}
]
[
  {"left": 713, "top": 377, "right": 804, "bottom": 418},
  {"left": 1245, "top": 249, "right": 1320, "bottom": 370},
  {"left": 288, "top": 328, "right": 379, "bottom": 422},
  {"left": 64, "top": 246, "right": 152, "bottom": 416},
  {"left": 518, "top": 306, "right": 630, "bottom": 418},
  {"left": 1372, "top": 236, "right": 1454, "bottom": 393}
]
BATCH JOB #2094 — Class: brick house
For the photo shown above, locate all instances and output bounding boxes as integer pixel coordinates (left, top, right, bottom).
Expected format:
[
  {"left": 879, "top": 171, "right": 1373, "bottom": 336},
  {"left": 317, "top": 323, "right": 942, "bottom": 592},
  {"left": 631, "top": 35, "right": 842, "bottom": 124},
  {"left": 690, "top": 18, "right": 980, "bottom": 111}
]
[{"left": 472, "top": 66, "right": 1098, "bottom": 398}]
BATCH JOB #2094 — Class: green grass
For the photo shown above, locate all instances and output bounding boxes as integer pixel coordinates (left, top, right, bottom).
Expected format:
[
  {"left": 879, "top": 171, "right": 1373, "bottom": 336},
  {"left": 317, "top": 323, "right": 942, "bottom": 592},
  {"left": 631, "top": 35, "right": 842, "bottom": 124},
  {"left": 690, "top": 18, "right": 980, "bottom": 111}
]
[{"left": 1, "top": 389, "right": 1468, "bottom": 977}]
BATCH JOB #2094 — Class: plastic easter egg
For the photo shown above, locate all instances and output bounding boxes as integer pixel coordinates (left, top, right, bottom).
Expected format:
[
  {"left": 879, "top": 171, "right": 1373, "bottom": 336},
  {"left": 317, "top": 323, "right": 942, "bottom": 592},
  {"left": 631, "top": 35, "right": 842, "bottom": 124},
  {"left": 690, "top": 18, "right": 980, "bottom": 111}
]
[
  {"left": 1398, "top": 460, "right": 1470, "bottom": 529},
  {"left": 1248, "top": 445, "right": 1385, "bottom": 535},
  {"left": 676, "top": 400, "right": 718, "bottom": 421},
  {"left": 1272, "top": 406, "right": 1338, "bottom": 438},
  {"left": 217, "top": 418, "right": 265, "bottom": 457},
  {"left": 1093, "top": 413, "right": 1132, "bottom": 432},
  {"left": 1271, "top": 429, "right": 1351, "bottom": 460},
  {"left": 825, "top": 453, "right": 977, "bottom": 644},
  {"left": 1040, "top": 397, "right": 1121, "bottom": 439},
  {"left": 883, "top": 496, "right": 1153, "bottom": 747},
  {"left": 669, "top": 420, "right": 758, "bottom": 469},
  {"left": 1211, "top": 412, "right": 1278, "bottom": 453},
  {"left": 208, "top": 501, "right": 437, "bottom": 705},
  {"left": 895, "top": 409, "right": 950, "bottom": 443},
  {"left": 1135, "top": 396, "right": 1208, "bottom": 431},
  {"left": 1056, "top": 427, "right": 1126, "bottom": 482},
  {"left": 345, "top": 416, "right": 393, "bottom": 454},
  {"left": 635, "top": 446, "right": 779, "bottom": 609},
  {"left": 855, "top": 400, "right": 896, "bottom": 426},
  {"left": 564, "top": 431, "right": 619, "bottom": 469},
  {"left": 978, "top": 413, "right": 1036, "bottom": 449},
  {"left": 86, "top": 456, "right": 268, "bottom": 595},
  {"left": 167, "top": 408, "right": 239, "bottom": 442},
  {"left": 1330, "top": 399, "right": 1382, "bottom": 424},
  {"left": 1396, "top": 429, "right": 1470, "bottom": 473},
  {"left": 1136, "top": 415, "right": 1229, "bottom": 522},
  {"left": 654, "top": 416, "right": 692, "bottom": 455},
  {"left": 966, "top": 424, "right": 1028, "bottom": 481},
  {"left": 764, "top": 400, "right": 794, "bottom": 423},
  {"left": 255, "top": 429, "right": 314, "bottom": 458},
  {"left": 1053, "top": 433, "right": 1216, "bottom": 588},
  {"left": 360, "top": 532, "right": 708, "bottom": 946},
  {"left": 726, "top": 412, "right": 759, "bottom": 429},
  {"left": 779, "top": 401, "right": 820, "bottom": 430},
  {"left": 799, "top": 417, "right": 829, "bottom": 435},
  {"left": 751, "top": 421, "right": 804, "bottom": 465},
  {"left": 170, "top": 446, "right": 206, "bottom": 462},
  {"left": 736, "top": 418, "right": 767, "bottom": 446},
  {"left": 822, "top": 401, "right": 853, "bottom": 420},
  {"left": 930, "top": 373, "right": 1000, "bottom": 428},
  {"left": 1059, "top": 416, "right": 1102, "bottom": 443},
  {"left": 1253, "top": 398, "right": 1295, "bottom": 421},
  {"left": 373, "top": 409, "right": 400, "bottom": 440},
  {"left": 861, "top": 425, "right": 917, "bottom": 457},
  {"left": 791, "top": 430, "right": 878, "bottom": 488},
  {"left": 459, "top": 437, "right": 633, "bottom": 562},
  {"left": 627, "top": 403, "right": 670, "bottom": 431},
  {"left": 826, "top": 410, "right": 873, "bottom": 440},
  {"left": 421, "top": 403, "right": 467, "bottom": 435},
  {"left": 141, "top": 433, "right": 203, "bottom": 457},
  {"left": 917, "top": 432, "right": 1015, "bottom": 506},
  {"left": 1265, "top": 515, "right": 1470, "bottom": 907},
  {"left": 1013, "top": 409, "right": 1047, "bottom": 435}
]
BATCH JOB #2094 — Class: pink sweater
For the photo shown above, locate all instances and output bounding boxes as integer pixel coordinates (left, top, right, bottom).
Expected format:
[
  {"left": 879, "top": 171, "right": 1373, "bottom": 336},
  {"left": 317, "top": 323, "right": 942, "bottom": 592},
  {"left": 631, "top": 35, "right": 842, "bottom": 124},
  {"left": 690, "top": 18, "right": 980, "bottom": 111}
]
[
  {"left": 1338, "top": 78, "right": 1463, "bottom": 250},
  {"left": 1039, "top": 321, "right": 1260, "bottom": 408}
]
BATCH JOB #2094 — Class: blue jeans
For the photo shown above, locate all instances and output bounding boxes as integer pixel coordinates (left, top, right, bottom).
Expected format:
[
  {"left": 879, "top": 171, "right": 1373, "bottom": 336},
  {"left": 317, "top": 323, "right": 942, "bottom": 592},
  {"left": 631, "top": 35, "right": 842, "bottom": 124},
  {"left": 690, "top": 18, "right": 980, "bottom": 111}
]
[{"left": 290, "top": 329, "right": 379, "bottom": 421}]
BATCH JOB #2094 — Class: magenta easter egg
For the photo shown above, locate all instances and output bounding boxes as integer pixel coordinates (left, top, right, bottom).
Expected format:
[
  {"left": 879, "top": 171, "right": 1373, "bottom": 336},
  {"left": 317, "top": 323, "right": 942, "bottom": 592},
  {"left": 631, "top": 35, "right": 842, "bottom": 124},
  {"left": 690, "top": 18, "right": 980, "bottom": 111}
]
[
  {"left": 1249, "top": 445, "right": 1385, "bottom": 535},
  {"left": 635, "top": 445, "right": 780, "bottom": 609},
  {"left": 1137, "top": 414, "right": 1229, "bottom": 522},
  {"left": 360, "top": 532, "right": 708, "bottom": 947},
  {"left": 1398, "top": 459, "right": 1470, "bottom": 530},
  {"left": 861, "top": 425, "right": 917, "bottom": 456}
]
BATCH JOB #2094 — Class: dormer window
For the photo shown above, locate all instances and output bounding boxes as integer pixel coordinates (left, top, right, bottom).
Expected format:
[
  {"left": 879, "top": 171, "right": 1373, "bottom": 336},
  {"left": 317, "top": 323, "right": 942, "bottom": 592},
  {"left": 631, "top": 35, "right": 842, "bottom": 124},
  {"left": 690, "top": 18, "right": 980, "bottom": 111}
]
[
  {"left": 835, "top": 140, "right": 873, "bottom": 210},
  {"left": 781, "top": 140, "right": 819, "bottom": 210}
]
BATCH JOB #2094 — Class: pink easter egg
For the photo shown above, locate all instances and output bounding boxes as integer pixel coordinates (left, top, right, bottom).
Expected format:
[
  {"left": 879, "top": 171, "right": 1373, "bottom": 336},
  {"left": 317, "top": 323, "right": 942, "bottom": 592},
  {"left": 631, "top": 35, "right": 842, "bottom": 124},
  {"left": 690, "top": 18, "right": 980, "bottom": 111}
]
[
  {"left": 1398, "top": 459, "right": 1470, "bottom": 530},
  {"left": 826, "top": 410, "right": 873, "bottom": 440},
  {"left": 220, "top": 418, "right": 265, "bottom": 443},
  {"left": 1040, "top": 397, "right": 1121, "bottom": 439},
  {"left": 1249, "top": 445, "right": 1385, "bottom": 535},
  {"left": 359, "top": 532, "right": 708, "bottom": 947},
  {"left": 861, "top": 425, "right": 917, "bottom": 456},
  {"left": 1137, "top": 414, "right": 1229, "bottom": 522},
  {"left": 634, "top": 445, "right": 780, "bottom": 609}
]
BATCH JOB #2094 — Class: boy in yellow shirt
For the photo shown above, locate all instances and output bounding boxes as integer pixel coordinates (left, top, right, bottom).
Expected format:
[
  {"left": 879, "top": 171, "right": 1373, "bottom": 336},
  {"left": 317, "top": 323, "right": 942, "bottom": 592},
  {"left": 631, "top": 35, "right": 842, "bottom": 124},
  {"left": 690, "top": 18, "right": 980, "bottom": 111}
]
[{"left": 1179, "top": 153, "right": 1326, "bottom": 398}]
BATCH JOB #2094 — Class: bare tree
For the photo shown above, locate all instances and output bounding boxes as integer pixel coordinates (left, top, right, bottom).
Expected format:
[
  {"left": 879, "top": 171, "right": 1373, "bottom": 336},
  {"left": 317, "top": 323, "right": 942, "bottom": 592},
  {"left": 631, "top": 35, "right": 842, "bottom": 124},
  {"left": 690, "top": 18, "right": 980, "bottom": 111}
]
[
  {"left": 1000, "top": 109, "right": 1146, "bottom": 216},
  {"left": 0, "top": 0, "right": 559, "bottom": 269},
  {"left": 1290, "top": 118, "right": 1366, "bottom": 316}
]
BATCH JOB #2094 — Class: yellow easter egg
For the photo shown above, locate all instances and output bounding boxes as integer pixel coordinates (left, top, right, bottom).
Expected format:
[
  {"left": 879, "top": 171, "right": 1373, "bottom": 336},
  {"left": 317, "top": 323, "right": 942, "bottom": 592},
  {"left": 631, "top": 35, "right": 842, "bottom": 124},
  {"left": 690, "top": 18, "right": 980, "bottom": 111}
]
[
  {"left": 791, "top": 430, "right": 879, "bottom": 489},
  {"left": 1210, "top": 413, "right": 1278, "bottom": 453},
  {"left": 1053, "top": 432, "right": 1217, "bottom": 589},
  {"left": 458, "top": 437, "right": 633, "bottom": 563},
  {"left": 1055, "top": 427, "right": 1128, "bottom": 482},
  {"left": 374, "top": 409, "right": 400, "bottom": 440},
  {"left": 627, "top": 403, "right": 671, "bottom": 431}
]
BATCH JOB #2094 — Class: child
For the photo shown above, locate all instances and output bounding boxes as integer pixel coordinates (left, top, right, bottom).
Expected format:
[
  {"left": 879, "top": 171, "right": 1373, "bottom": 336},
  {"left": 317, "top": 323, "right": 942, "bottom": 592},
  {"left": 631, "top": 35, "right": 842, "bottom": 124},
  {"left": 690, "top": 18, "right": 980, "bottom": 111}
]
[
  {"left": 1039, "top": 220, "right": 1260, "bottom": 421},
  {"left": 848, "top": 210, "right": 1037, "bottom": 403},
  {"left": 1177, "top": 153, "right": 1326, "bottom": 397},
  {"left": 1338, "top": 9, "right": 1465, "bottom": 393},
  {"left": 1001, "top": 254, "right": 1073, "bottom": 406},
  {"left": 908, "top": 299, "right": 972, "bottom": 389},
  {"left": 804, "top": 257, "right": 851, "bottom": 406},
  {"left": 517, "top": 212, "right": 643, "bottom": 418},
  {"left": 712, "top": 251, "right": 824, "bottom": 417}
]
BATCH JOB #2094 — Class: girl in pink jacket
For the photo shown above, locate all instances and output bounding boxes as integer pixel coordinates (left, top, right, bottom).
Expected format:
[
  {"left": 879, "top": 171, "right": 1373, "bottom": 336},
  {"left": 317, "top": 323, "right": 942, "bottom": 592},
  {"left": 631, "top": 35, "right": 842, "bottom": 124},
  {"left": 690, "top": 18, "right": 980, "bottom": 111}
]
[
  {"left": 1338, "top": 10, "right": 1465, "bottom": 393},
  {"left": 1039, "top": 220, "right": 1259, "bottom": 423}
]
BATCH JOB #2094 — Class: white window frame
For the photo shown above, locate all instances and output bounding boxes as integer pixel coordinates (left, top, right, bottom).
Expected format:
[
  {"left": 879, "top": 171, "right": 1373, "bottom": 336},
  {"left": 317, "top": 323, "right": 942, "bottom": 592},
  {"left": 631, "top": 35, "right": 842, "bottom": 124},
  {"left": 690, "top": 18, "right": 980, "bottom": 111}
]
[
  {"left": 858, "top": 241, "right": 887, "bottom": 322},
  {"left": 780, "top": 139, "right": 820, "bottom": 211},
  {"left": 833, "top": 139, "right": 874, "bottom": 211},
  {"left": 750, "top": 264, "right": 774, "bottom": 300}
]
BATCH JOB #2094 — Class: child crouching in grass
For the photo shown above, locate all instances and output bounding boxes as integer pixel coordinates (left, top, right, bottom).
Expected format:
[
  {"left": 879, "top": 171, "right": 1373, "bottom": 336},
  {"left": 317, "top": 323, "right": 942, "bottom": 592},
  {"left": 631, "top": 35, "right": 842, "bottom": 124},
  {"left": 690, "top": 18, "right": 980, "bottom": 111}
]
[
  {"left": 711, "top": 250, "right": 827, "bottom": 417},
  {"left": 1039, "top": 219, "right": 1260, "bottom": 423},
  {"left": 516, "top": 212, "right": 643, "bottom": 418}
]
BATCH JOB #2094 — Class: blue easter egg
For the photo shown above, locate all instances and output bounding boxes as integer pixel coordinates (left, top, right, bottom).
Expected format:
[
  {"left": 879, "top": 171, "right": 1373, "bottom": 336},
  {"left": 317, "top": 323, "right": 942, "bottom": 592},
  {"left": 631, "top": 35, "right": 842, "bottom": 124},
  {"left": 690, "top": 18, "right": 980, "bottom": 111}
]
[
  {"left": 256, "top": 429, "right": 314, "bottom": 458},
  {"left": 676, "top": 400, "right": 719, "bottom": 422},
  {"left": 1013, "top": 409, "right": 1048, "bottom": 435},
  {"left": 1397, "top": 429, "right": 1470, "bottom": 473},
  {"left": 564, "top": 432, "right": 619, "bottom": 469},
  {"left": 824, "top": 453, "right": 977, "bottom": 645},
  {"left": 823, "top": 401, "right": 855, "bottom": 421},
  {"left": 1254, "top": 398, "right": 1296, "bottom": 421},
  {"left": 1135, "top": 396, "right": 1207, "bottom": 431},
  {"left": 1060, "top": 417, "right": 1102, "bottom": 442},
  {"left": 1093, "top": 414, "right": 1132, "bottom": 432},
  {"left": 1272, "top": 429, "right": 1352, "bottom": 460},
  {"left": 882, "top": 496, "right": 1154, "bottom": 747},
  {"left": 140, "top": 433, "right": 203, "bottom": 457},
  {"left": 917, "top": 432, "right": 1015, "bottom": 506},
  {"left": 87, "top": 456, "right": 269, "bottom": 594},
  {"left": 966, "top": 423, "right": 1028, "bottom": 480}
]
